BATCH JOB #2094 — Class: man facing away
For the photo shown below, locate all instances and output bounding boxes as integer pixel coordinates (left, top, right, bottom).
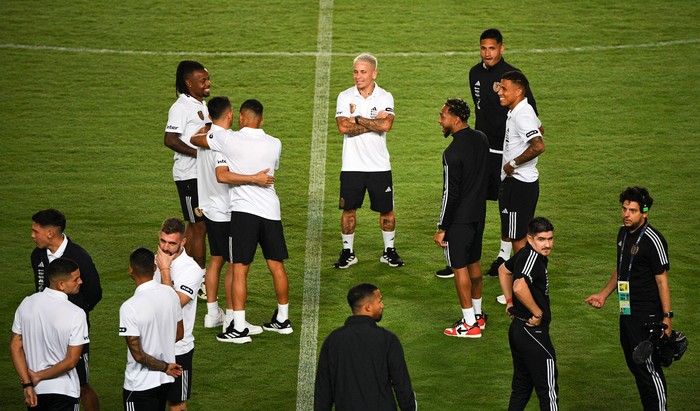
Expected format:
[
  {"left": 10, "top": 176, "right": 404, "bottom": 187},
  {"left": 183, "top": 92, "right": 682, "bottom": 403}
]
[
  {"left": 333, "top": 53, "right": 404, "bottom": 269},
  {"left": 120, "top": 247, "right": 184, "bottom": 411},
  {"left": 11, "top": 258, "right": 89, "bottom": 410},
  {"left": 314, "top": 283, "right": 416, "bottom": 411},
  {"left": 434, "top": 98, "right": 490, "bottom": 338},
  {"left": 30, "top": 209, "right": 102, "bottom": 410}
]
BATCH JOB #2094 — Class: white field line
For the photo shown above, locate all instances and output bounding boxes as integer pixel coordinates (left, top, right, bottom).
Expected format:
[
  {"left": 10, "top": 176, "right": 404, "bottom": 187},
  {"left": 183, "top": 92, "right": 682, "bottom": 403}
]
[
  {"left": 1, "top": 38, "right": 698, "bottom": 58},
  {"left": 295, "top": 0, "right": 332, "bottom": 410}
]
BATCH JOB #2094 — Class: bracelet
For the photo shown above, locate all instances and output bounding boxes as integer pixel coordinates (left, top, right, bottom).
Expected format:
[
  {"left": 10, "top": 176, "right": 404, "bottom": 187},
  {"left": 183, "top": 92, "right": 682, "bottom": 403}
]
[
  {"left": 506, "top": 298, "right": 513, "bottom": 304},
  {"left": 22, "top": 382, "right": 34, "bottom": 388},
  {"left": 162, "top": 362, "right": 169, "bottom": 372},
  {"left": 354, "top": 116, "right": 359, "bottom": 124}
]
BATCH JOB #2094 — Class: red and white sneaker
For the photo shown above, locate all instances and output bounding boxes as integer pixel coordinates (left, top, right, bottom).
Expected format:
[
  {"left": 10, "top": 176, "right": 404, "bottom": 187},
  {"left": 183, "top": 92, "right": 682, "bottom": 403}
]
[
  {"left": 476, "top": 312, "right": 488, "bottom": 330},
  {"left": 444, "top": 319, "right": 482, "bottom": 338}
]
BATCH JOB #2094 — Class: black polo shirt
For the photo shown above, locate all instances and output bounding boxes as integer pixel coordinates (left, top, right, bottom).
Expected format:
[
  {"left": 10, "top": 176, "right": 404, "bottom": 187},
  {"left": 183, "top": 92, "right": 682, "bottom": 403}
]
[{"left": 505, "top": 242, "right": 551, "bottom": 325}]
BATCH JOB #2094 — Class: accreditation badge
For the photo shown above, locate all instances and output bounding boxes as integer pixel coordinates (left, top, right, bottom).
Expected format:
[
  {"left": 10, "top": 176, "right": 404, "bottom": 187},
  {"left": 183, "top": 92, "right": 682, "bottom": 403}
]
[{"left": 617, "top": 281, "right": 631, "bottom": 315}]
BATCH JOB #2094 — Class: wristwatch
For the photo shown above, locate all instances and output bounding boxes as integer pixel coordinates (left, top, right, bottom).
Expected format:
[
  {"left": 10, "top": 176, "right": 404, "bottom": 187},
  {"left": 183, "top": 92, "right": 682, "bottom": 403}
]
[
  {"left": 663, "top": 311, "right": 674, "bottom": 318},
  {"left": 509, "top": 159, "right": 517, "bottom": 168}
]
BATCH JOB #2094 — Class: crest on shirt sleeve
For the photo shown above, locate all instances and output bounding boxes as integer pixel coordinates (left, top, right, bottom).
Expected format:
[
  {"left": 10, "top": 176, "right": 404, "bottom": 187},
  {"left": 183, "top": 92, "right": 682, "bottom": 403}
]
[
  {"left": 197, "top": 110, "right": 205, "bottom": 120},
  {"left": 349, "top": 104, "right": 356, "bottom": 114},
  {"left": 493, "top": 82, "right": 501, "bottom": 93}
]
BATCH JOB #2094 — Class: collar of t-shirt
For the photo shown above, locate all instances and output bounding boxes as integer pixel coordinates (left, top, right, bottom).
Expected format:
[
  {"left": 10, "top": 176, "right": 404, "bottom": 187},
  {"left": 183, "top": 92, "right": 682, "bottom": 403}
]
[
  {"left": 180, "top": 93, "right": 206, "bottom": 106},
  {"left": 481, "top": 57, "right": 508, "bottom": 71},
  {"left": 47, "top": 234, "right": 68, "bottom": 262},
  {"left": 345, "top": 314, "right": 379, "bottom": 327},
  {"left": 507, "top": 97, "right": 531, "bottom": 117},
  {"left": 42, "top": 287, "right": 68, "bottom": 301},
  {"left": 352, "top": 83, "right": 379, "bottom": 99},
  {"left": 134, "top": 279, "right": 159, "bottom": 295},
  {"left": 239, "top": 127, "right": 266, "bottom": 136},
  {"left": 210, "top": 124, "right": 225, "bottom": 132}
]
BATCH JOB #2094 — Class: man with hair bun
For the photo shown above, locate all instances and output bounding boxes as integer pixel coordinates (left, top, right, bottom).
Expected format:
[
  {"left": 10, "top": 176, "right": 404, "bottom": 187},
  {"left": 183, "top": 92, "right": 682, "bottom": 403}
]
[
  {"left": 586, "top": 187, "right": 672, "bottom": 410},
  {"left": 434, "top": 98, "right": 490, "bottom": 338}
]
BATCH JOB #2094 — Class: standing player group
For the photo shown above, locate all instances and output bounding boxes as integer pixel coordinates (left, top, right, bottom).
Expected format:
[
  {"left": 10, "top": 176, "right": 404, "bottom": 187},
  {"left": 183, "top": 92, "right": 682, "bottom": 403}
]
[{"left": 9, "top": 28, "right": 678, "bottom": 411}]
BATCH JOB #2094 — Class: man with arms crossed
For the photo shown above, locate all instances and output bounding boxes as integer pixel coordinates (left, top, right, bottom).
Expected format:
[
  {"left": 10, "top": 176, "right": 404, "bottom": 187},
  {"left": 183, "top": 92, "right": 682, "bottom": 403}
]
[
  {"left": 498, "top": 217, "right": 559, "bottom": 410},
  {"left": 164, "top": 60, "right": 212, "bottom": 273},
  {"left": 333, "top": 53, "right": 404, "bottom": 269},
  {"left": 434, "top": 99, "right": 490, "bottom": 338},
  {"left": 30, "top": 209, "right": 102, "bottom": 410},
  {"left": 195, "top": 99, "right": 291, "bottom": 343},
  {"left": 438, "top": 28, "right": 539, "bottom": 279},
  {"left": 314, "top": 283, "right": 416, "bottom": 410},
  {"left": 11, "top": 258, "right": 89, "bottom": 410},
  {"left": 586, "top": 187, "right": 672, "bottom": 410},
  {"left": 191, "top": 96, "right": 236, "bottom": 329},
  {"left": 153, "top": 218, "right": 204, "bottom": 410},
  {"left": 120, "top": 248, "right": 184, "bottom": 411}
]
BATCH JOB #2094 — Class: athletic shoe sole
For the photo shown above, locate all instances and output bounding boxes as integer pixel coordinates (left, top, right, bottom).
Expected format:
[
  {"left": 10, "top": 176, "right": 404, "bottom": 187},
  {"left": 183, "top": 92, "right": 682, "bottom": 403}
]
[
  {"left": 247, "top": 323, "right": 264, "bottom": 335},
  {"left": 444, "top": 329, "right": 482, "bottom": 338},
  {"left": 263, "top": 325, "right": 294, "bottom": 335},
  {"left": 333, "top": 257, "right": 358, "bottom": 269},
  {"left": 216, "top": 335, "right": 252, "bottom": 344},
  {"left": 379, "top": 257, "right": 404, "bottom": 267},
  {"left": 435, "top": 267, "right": 454, "bottom": 278}
]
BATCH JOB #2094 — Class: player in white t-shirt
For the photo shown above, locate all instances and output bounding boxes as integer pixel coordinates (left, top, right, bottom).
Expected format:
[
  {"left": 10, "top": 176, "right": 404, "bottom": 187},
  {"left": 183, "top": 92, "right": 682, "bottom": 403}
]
[
  {"left": 334, "top": 53, "right": 404, "bottom": 269},
  {"left": 191, "top": 96, "right": 237, "bottom": 330},
  {"left": 10, "top": 258, "right": 89, "bottom": 409},
  {"left": 193, "top": 99, "right": 291, "bottom": 343},
  {"left": 152, "top": 218, "right": 203, "bottom": 409},
  {"left": 497, "top": 70, "right": 545, "bottom": 256},
  {"left": 120, "top": 248, "right": 184, "bottom": 410},
  {"left": 164, "top": 60, "right": 212, "bottom": 274}
]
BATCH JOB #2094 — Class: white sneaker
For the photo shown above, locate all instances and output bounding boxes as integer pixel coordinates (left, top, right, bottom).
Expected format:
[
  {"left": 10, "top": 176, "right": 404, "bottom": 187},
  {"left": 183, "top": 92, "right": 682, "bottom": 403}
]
[
  {"left": 496, "top": 294, "right": 507, "bottom": 305},
  {"left": 246, "top": 322, "right": 263, "bottom": 335},
  {"left": 197, "top": 281, "right": 207, "bottom": 300},
  {"left": 204, "top": 308, "right": 224, "bottom": 328}
]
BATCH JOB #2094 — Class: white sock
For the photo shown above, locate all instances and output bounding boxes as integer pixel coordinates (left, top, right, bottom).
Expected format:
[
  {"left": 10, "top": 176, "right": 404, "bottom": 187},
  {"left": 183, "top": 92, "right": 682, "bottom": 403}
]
[
  {"left": 461, "top": 307, "right": 476, "bottom": 326},
  {"left": 207, "top": 302, "right": 219, "bottom": 316},
  {"left": 472, "top": 298, "right": 482, "bottom": 316},
  {"left": 277, "top": 303, "right": 289, "bottom": 322},
  {"left": 233, "top": 310, "right": 246, "bottom": 332},
  {"left": 498, "top": 241, "right": 512, "bottom": 260},
  {"left": 342, "top": 234, "right": 354, "bottom": 251},
  {"left": 382, "top": 230, "right": 395, "bottom": 250}
]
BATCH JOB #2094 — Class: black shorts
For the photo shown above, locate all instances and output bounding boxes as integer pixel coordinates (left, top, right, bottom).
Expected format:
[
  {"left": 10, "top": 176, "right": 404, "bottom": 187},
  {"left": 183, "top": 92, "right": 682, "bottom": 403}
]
[
  {"left": 32, "top": 394, "right": 79, "bottom": 411},
  {"left": 229, "top": 212, "right": 288, "bottom": 264},
  {"left": 76, "top": 343, "right": 90, "bottom": 386},
  {"left": 498, "top": 177, "right": 539, "bottom": 240},
  {"left": 166, "top": 349, "right": 193, "bottom": 404},
  {"left": 204, "top": 216, "right": 229, "bottom": 257},
  {"left": 443, "top": 221, "right": 484, "bottom": 269},
  {"left": 486, "top": 151, "right": 503, "bottom": 201},
  {"left": 339, "top": 171, "right": 394, "bottom": 213},
  {"left": 175, "top": 179, "right": 205, "bottom": 223},
  {"left": 123, "top": 384, "right": 169, "bottom": 411}
]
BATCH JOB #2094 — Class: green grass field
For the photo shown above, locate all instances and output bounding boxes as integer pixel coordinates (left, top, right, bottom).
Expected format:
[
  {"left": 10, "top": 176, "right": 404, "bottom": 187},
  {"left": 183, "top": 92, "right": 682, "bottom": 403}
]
[{"left": 1, "top": 1, "right": 699, "bottom": 409}]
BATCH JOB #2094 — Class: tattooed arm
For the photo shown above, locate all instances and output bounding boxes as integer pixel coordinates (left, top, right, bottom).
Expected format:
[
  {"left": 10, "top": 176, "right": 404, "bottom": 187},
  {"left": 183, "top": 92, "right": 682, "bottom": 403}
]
[{"left": 125, "top": 336, "right": 182, "bottom": 377}]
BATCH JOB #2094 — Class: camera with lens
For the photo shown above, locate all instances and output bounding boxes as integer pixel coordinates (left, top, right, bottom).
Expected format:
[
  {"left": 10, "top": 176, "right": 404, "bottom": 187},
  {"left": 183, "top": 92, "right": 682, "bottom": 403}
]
[{"left": 632, "top": 322, "right": 688, "bottom": 367}]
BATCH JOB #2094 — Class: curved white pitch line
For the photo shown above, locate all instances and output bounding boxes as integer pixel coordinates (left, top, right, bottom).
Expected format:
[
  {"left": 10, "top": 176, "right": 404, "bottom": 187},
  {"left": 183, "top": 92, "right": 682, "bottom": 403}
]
[{"left": 1, "top": 38, "right": 698, "bottom": 58}]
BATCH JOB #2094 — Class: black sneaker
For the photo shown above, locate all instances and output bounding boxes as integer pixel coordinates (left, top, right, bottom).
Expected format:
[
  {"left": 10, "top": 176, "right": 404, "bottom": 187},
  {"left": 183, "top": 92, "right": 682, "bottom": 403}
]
[
  {"left": 216, "top": 322, "right": 252, "bottom": 344},
  {"left": 435, "top": 266, "right": 454, "bottom": 278},
  {"left": 333, "top": 249, "right": 357, "bottom": 269},
  {"left": 263, "top": 309, "right": 293, "bottom": 335},
  {"left": 380, "top": 247, "right": 404, "bottom": 267},
  {"left": 486, "top": 257, "right": 506, "bottom": 277}
]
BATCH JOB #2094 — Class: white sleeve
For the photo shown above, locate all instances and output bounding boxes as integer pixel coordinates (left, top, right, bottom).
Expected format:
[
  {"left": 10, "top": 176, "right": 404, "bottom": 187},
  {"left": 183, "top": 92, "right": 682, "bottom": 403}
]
[
  {"left": 11, "top": 300, "right": 26, "bottom": 334},
  {"left": 207, "top": 130, "right": 226, "bottom": 152},
  {"left": 165, "top": 103, "right": 187, "bottom": 134},
  {"left": 174, "top": 266, "right": 204, "bottom": 302},
  {"left": 69, "top": 310, "right": 89, "bottom": 346},
  {"left": 214, "top": 152, "right": 228, "bottom": 170},
  {"left": 335, "top": 92, "right": 350, "bottom": 118},
  {"left": 516, "top": 108, "right": 542, "bottom": 143},
  {"left": 382, "top": 91, "right": 395, "bottom": 117},
  {"left": 118, "top": 302, "right": 140, "bottom": 337}
]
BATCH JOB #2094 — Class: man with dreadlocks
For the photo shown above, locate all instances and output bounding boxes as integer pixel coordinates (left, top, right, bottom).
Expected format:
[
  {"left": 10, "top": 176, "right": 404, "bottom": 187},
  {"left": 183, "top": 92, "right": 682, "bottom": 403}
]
[
  {"left": 164, "top": 60, "right": 211, "bottom": 275},
  {"left": 434, "top": 98, "right": 490, "bottom": 339}
]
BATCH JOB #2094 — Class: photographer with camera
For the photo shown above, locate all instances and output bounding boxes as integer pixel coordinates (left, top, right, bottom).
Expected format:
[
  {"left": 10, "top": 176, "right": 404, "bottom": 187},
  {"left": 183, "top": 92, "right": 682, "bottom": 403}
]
[{"left": 586, "top": 186, "right": 672, "bottom": 410}]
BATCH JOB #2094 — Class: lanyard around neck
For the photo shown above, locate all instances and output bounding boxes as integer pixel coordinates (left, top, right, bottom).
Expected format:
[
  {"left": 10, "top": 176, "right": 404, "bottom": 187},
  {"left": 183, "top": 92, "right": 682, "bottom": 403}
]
[{"left": 618, "top": 222, "right": 648, "bottom": 282}]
